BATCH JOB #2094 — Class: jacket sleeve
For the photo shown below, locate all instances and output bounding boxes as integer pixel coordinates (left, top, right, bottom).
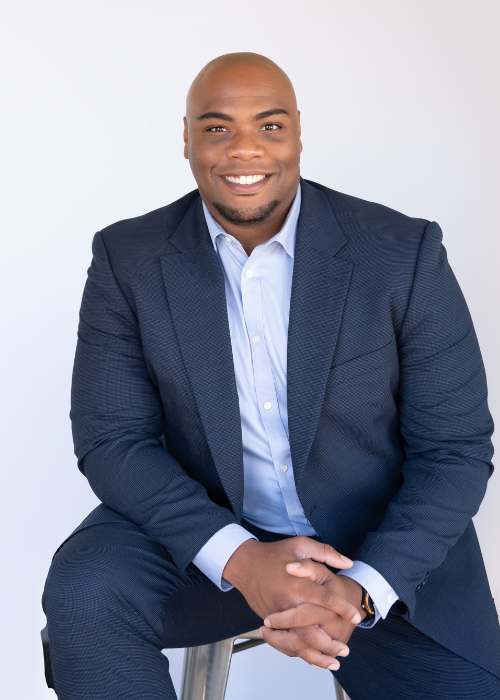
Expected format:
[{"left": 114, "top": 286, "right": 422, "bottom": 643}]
[
  {"left": 353, "top": 221, "right": 494, "bottom": 617},
  {"left": 70, "top": 231, "right": 238, "bottom": 570}
]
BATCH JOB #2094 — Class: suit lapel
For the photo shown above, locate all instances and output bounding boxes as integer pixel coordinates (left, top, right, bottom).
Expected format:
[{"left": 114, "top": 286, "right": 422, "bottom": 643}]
[
  {"left": 288, "top": 180, "right": 353, "bottom": 486},
  {"left": 160, "top": 182, "right": 352, "bottom": 512},
  {"left": 160, "top": 198, "right": 244, "bottom": 517}
]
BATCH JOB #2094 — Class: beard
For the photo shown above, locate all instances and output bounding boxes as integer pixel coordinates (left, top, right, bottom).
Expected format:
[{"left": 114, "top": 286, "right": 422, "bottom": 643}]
[{"left": 212, "top": 199, "right": 281, "bottom": 226}]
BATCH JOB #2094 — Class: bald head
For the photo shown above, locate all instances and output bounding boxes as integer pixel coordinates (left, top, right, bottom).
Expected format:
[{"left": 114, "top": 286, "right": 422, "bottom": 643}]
[
  {"left": 183, "top": 53, "right": 302, "bottom": 250},
  {"left": 186, "top": 53, "right": 297, "bottom": 119}
]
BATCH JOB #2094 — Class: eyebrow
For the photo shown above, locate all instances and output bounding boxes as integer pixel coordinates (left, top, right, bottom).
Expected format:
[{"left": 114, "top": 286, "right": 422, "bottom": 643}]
[
  {"left": 196, "top": 108, "right": 290, "bottom": 122},
  {"left": 254, "top": 108, "right": 290, "bottom": 120},
  {"left": 197, "top": 111, "right": 234, "bottom": 122}
]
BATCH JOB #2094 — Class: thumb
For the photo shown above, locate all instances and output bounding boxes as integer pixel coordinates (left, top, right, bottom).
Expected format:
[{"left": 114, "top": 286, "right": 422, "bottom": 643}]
[
  {"left": 286, "top": 559, "right": 332, "bottom": 585},
  {"left": 284, "top": 560, "right": 362, "bottom": 625},
  {"left": 293, "top": 538, "right": 353, "bottom": 570}
]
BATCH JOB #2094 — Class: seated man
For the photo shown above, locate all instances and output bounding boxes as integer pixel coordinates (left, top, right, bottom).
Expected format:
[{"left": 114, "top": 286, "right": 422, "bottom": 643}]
[{"left": 42, "top": 52, "right": 500, "bottom": 700}]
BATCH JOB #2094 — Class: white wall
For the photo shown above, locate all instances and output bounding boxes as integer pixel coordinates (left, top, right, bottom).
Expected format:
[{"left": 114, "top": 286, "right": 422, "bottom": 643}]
[{"left": 1, "top": 1, "right": 499, "bottom": 698}]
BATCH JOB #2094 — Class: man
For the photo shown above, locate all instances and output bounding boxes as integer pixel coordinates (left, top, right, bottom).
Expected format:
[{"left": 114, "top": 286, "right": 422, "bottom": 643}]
[{"left": 42, "top": 53, "right": 500, "bottom": 699}]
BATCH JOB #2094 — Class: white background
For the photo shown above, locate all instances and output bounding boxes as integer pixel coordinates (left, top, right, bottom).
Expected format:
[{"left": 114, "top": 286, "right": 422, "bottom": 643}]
[{"left": 1, "top": 1, "right": 499, "bottom": 698}]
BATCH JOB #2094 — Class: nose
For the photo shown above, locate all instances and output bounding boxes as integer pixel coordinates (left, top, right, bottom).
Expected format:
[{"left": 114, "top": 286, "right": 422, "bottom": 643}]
[{"left": 226, "top": 128, "right": 264, "bottom": 161}]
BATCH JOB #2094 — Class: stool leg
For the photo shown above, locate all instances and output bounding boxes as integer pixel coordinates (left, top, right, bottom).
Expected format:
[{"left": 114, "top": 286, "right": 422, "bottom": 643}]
[
  {"left": 181, "top": 632, "right": 352, "bottom": 700},
  {"left": 181, "top": 638, "right": 235, "bottom": 700},
  {"left": 334, "top": 675, "right": 351, "bottom": 700}
]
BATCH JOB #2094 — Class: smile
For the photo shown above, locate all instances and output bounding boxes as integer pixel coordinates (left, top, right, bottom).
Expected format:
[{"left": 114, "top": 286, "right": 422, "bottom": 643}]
[{"left": 225, "top": 174, "right": 267, "bottom": 185}]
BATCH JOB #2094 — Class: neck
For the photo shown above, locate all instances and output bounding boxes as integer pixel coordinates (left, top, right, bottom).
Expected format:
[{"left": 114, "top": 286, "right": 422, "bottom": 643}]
[{"left": 205, "top": 187, "right": 298, "bottom": 256}]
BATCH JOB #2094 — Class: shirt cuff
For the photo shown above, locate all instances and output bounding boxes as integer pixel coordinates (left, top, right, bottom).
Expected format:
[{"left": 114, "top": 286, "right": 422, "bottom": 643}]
[
  {"left": 338, "top": 560, "right": 399, "bottom": 628},
  {"left": 192, "top": 524, "right": 257, "bottom": 591}
]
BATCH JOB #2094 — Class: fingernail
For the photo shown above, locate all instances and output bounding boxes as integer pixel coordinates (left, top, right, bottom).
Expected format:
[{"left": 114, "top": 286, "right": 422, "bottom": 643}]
[
  {"left": 311, "top": 664, "right": 322, "bottom": 669},
  {"left": 337, "top": 648, "right": 349, "bottom": 657},
  {"left": 351, "top": 613, "right": 362, "bottom": 625},
  {"left": 287, "top": 561, "right": 302, "bottom": 569},
  {"left": 340, "top": 555, "right": 353, "bottom": 565},
  {"left": 328, "top": 662, "right": 340, "bottom": 671},
  {"left": 258, "top": 627, "right": 265, "bottom": 637},
  {"left": 264, "top": 618, "right": 271, "bottom": 627}
]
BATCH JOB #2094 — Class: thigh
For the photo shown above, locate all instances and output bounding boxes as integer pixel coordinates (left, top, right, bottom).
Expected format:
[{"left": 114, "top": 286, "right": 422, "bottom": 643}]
[
  {"left": 334, "top": 613, "right": 500, "bottom": 700},
  {"left": 43, "top": 519, "right": 262, "bottom": 650}
]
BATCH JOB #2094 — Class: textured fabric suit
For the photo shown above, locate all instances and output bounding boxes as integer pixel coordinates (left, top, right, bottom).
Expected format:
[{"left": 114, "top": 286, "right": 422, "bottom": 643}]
[{"left": 43, "top": 178, "right": 499, "bottom": 696}]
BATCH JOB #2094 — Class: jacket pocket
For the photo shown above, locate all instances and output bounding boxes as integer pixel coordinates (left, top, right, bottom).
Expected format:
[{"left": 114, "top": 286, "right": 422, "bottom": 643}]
[{"left": 330, "top": 339, "right": 397, "bottom": 386}]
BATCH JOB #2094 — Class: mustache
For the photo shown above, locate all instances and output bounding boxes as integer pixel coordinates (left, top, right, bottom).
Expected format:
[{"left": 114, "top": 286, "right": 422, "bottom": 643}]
[{"left": 212, "top": 200, "right": 281, "bottom": 227}]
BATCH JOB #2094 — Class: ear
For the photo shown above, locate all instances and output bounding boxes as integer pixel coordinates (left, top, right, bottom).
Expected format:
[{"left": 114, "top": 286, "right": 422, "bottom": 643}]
[
  {"left": 297, "top": 110, "right": 303, "bottom": 153},
  {"left": 183, "top": 116, "right": 189, "bottom": 160}
]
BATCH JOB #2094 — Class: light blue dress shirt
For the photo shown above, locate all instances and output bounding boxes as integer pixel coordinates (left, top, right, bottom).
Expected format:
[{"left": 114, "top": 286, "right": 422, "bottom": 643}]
[{"left": 192, "top": 185, "right": 398, "bottom": 626}]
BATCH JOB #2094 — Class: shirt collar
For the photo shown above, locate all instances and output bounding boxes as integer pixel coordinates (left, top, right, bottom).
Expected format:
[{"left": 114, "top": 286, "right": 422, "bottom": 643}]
[{"left": 202, "top": 184, "right": 301, "bottom": 259}]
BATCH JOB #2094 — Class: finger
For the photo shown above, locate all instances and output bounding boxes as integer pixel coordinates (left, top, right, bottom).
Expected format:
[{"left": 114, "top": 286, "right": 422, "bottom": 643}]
[
  {"left": 294, "top": 624, "right": 350, "bottom": 658},
  {"left": 284, "top": 577, "right": 362, "bottom": 624},
  {"left": 260, "top": 627, "right": 340, "bottom": 670},
  {"left": 286, "top": 558, "right": 335, "bottom": 584},
  {"left": 261, "top": 627, "right": 341, "bottom": 670},
  {"left": 293, "top": 537, "right": 353, "bottom": 570},
  {"left": 265, "top": 604, "right": 350, "bottom": 656},
  {"left": 260, "top": 626, "right": 308, "bottom": 654},
  {"left": 265, "top": 602, "right": 339, "bottom": 629},
  {"left": 297, "top": 646, "right": 340, "bottom": 671}
]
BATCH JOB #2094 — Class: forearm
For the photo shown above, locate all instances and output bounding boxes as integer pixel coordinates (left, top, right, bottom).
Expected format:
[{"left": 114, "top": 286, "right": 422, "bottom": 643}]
[
  {"left": 353, "top": 452, "right": 490, "bottom": 613},
  {"left": 353, "top": 222, "right": 494, "bottom": 612},
  {"left": 72, "top": 231, "right": 238, "bottom": 570},
  {"left": 81, "top": 437, "right": 237, "bottom": 570}
]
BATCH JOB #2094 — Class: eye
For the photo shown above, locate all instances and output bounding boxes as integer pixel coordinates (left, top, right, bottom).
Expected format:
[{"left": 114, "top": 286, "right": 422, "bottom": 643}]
[
  {"left": 206, "top": 125, "right": 229, "bottom": 133},
  {"left": 261, "top": 123, "right": 281, "bottom": 131}
]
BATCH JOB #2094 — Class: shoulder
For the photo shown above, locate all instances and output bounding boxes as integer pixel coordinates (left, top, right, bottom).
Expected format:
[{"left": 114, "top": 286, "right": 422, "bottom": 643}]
[
  {"left": 303, "top": 179, "right": 430, "bottom": 263},
  {"left": 96, "top": 189, "right": 199, "bottom": 261}
]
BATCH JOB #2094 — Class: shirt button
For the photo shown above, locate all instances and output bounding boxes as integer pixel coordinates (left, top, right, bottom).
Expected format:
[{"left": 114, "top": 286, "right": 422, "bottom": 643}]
[
  {"left": 387, "top": 593, "right": 394, "bottom": 603},
  {"left": 245, "top": 269, "right": 254, "bottom": 278},
  {"left": 280, "top": 464, "right": 289, "bottom": 473},
  {"left": 252, "top": 335, "right": 260, "bottom": 344},
  {"left": 263, "top": 401, "right": 272, "bottom": 410},
  {"left": 225, "top": 236, "right": 232, "bottom": 243}
]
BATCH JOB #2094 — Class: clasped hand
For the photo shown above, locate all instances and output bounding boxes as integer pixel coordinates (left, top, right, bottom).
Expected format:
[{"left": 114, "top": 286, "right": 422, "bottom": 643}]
[{"left": 222, "top": 537, "right": 366, "bottom": 671}]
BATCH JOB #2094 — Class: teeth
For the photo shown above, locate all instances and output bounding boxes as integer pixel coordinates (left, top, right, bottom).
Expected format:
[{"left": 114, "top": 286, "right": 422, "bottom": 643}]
[{"left": 225, "top": 174, "right": 266, "bottom": 185}]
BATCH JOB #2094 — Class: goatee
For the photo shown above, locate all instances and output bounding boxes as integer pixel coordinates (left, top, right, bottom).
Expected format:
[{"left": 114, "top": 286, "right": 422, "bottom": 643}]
[{"left": 213, "top": 199, "right": 281, "bottom": 226}]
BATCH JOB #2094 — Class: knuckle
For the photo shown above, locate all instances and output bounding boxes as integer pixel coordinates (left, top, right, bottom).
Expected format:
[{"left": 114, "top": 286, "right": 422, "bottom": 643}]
[
  {"left": 294, "top": 578, "right": 308, "bottom": 598},
  {"left": 320, "top": 588, "right": 334, "bottom": 607},
  {"left": 320, "top": 542, "right": 334, "bottom": 558},
  {"left": 324, "top": 641, "right": 337, "bottom": 656},
  {"left": 344, "top": 603, "right": 355, "bottom": 618},
  {"left": 296, "top": 611, "right": 309, "bottom": 627},
  {"left": 300, "top": 627, "right": 316, "bottom": 644},
  {"left": 274, "top": 594, "right": 290, "bottom": 610},
  {"left": 338, "top": 600, "right": 350, "bottom": 615}
]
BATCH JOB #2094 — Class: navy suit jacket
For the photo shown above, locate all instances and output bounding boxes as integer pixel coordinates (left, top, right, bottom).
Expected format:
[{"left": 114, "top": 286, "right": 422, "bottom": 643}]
[{"left": 69, "top": 178, "right": 499, "bottom": 677}]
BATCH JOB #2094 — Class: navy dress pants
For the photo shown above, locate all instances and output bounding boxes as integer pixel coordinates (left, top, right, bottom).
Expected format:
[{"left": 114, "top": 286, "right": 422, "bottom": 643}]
[{"left": 42, "top": 517, "right": 500, "bottom": 700}]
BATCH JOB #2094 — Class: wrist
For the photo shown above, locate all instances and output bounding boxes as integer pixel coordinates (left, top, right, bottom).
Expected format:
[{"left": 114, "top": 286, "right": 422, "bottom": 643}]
[
  {"left": 340, "top": 576, "right": 367, "bottom": 622},
  {"left": 222, "top": 538, "right": 261, "bottom": 590},
  {"left": 360, "top": 587, "right": 376, "bottom": 621}
]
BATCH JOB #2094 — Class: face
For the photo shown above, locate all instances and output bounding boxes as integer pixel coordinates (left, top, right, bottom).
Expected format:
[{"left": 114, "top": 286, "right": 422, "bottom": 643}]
[{"left": 184, "top": 62, "right": 302, "bottom": 230}]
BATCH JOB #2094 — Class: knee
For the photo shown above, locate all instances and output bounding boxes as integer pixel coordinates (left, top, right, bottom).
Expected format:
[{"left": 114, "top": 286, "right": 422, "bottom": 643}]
[
  {"left": 42, "top": 524, "right": 167, "bottom": 645},
  {"left": 43, "top": 528, "right": 120, "bottom": 627}
]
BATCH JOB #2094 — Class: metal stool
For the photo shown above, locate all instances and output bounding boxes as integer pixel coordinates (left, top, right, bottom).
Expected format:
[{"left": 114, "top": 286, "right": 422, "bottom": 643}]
[{"left": 180, "top": 629, "right": 351, "bottom": 700}]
